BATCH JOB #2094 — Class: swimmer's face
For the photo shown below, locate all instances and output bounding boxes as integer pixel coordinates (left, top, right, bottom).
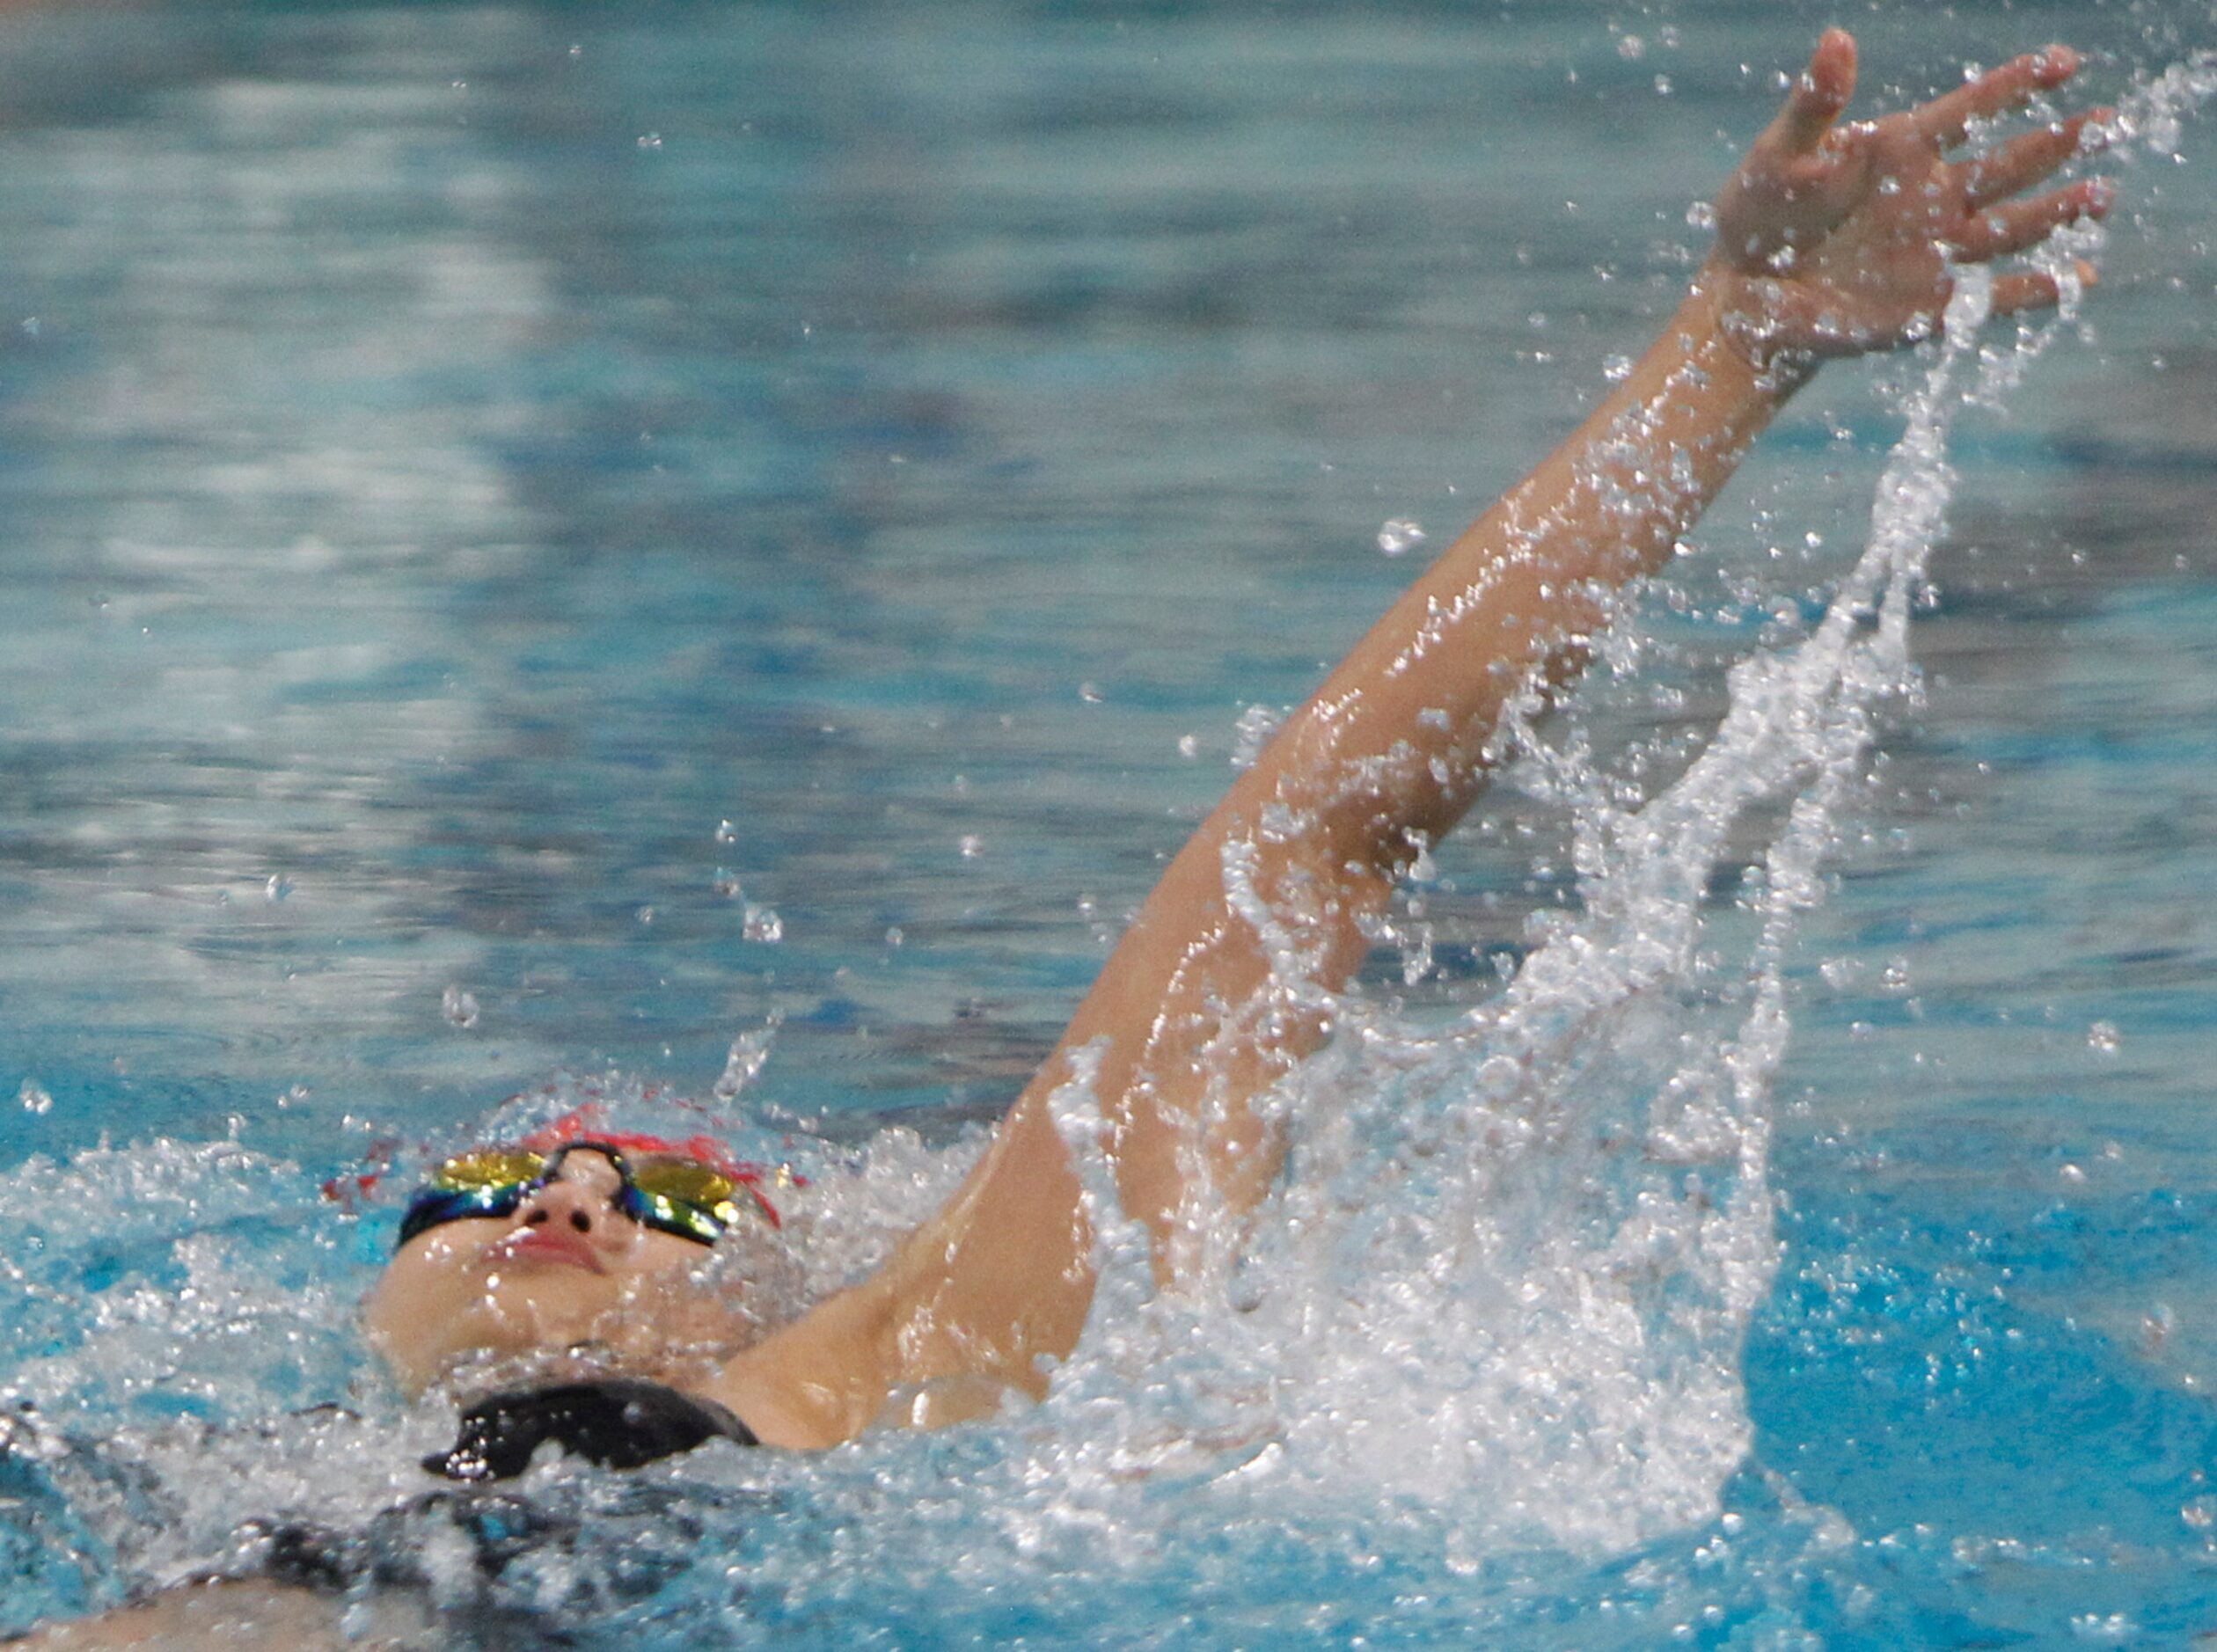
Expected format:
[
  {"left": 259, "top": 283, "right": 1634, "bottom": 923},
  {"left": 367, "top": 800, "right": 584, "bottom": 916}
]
[{"left": 364, "top": 1147, "right": 741, "bottom": 1393}]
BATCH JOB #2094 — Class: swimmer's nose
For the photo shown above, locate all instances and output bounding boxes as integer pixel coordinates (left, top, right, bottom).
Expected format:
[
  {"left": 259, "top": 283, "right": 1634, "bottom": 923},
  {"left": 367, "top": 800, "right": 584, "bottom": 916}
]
[{"left": 517, "top": 1176, "right": 610, "bottom": 1236}]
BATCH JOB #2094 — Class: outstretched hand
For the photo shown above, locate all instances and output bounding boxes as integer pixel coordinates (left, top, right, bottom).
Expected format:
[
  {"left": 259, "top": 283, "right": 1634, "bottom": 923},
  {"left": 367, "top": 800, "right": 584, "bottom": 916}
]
[{"left": 1701, "top": 29, "right": 2111, "bottom": 367}]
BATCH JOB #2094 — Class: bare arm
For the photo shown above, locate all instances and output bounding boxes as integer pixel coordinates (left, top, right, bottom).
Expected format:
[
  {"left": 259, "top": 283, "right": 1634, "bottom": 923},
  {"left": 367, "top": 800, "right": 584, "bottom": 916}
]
[
  {"left": 709, "top": 33, "right": 2108, "bottom": 1447},
  {"left": 6, "top": 1579, "right": 435, "bottom": 1651}
]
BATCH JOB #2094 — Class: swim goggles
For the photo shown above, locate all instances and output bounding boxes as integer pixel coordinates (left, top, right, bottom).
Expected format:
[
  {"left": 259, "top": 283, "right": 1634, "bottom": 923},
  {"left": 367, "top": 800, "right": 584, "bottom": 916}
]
[{"left": 396, "top": 1141, "right": 773, "bottom": 1251}]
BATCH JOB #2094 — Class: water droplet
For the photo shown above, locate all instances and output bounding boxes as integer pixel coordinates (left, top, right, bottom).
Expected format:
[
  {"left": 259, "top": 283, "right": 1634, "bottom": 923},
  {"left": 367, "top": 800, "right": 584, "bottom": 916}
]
[
  {"left": 1376, "top": 518, "right": 1426, "bottom": 556},
  {"left": 713, "top": 1019, "right": 780, "bottom": 1100},
  {"left": 2088, "top": 1020, "right": 2122, "bottom": 1054},
  {"left": 442, "top": 985, "right": 480, "bottom": 1029},
  {"left": 1231, "top": 705, "right": 1281, "bottom": 771},
  {"left": 638, "top": 132, "right": 663, "bottom": 150},
  {"left": 18, "top": 1078, "right": 52, "bottom": 1115},
  {"left": 742, "top": 903, "right": 783, "bottom": 942},
  {"left": 2144, "top": 1302, "right": 2176, "bottom": 1352}
]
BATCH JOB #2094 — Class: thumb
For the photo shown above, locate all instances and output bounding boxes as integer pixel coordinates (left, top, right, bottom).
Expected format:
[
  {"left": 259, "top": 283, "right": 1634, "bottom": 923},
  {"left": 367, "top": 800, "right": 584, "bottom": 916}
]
[{"left": 1766, "top": 29, "right": 1858, "bottom": 157}]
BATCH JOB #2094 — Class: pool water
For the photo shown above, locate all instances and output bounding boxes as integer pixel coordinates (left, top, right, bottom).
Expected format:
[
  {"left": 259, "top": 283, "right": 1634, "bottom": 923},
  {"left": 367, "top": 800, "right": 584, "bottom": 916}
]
[{"left": 2, "top": 0, "right": 2215, "bottom": 1645}]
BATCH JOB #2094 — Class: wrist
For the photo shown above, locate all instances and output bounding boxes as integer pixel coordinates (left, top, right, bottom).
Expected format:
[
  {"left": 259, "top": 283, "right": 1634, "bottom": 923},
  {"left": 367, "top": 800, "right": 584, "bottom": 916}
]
[{"left": 1686, "top": 261, "right": 1820, "bottom": 398}]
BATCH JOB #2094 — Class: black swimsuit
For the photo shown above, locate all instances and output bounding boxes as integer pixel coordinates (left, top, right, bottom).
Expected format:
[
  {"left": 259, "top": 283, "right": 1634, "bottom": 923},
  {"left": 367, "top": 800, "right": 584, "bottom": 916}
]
[
  {"left": 241, "top": 1378, "right": 760, "bottom": 1639},
  {"left": 425, "top": 1377, "right": 760, "bottom": 1481},
  {"left": 0, "top": 1378, "right": 757, "bottom": 1645}
]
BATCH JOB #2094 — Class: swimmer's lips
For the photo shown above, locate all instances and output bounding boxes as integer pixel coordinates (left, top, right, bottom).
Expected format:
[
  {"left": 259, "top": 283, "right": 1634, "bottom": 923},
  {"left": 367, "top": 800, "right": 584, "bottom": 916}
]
[{"left": 482, "top": 1224, "right": 612, "bottom": 1275}]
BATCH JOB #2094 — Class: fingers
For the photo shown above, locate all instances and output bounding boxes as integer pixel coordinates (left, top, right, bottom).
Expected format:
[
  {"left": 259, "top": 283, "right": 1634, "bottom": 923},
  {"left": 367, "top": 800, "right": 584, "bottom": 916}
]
[
  {"left": 1960, "top": 108, "right": 2109, "bottom": 210},
  {"left": 1761, "top": 27, "right": 1857, "bottom": 157},
  {"left": 1913, "top": 44, "right": 2081, "bottom": 150},
  {"left": 1990, "top": 257, "right": 2100, "bottom": 319},
  {"left": 1950, "top": 175, "right": 2111, "bottom": 262}
]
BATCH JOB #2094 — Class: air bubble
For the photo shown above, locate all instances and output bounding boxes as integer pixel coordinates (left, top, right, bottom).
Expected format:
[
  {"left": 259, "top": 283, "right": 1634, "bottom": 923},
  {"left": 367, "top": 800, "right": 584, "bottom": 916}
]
[
  {"left": 2088, "top": 1020, "right": 2121, "bottom": 1054},
  {"left": 743, "top": 903, "right": 783, "bottom": 942},
  {"left": 18, "top": 1078, "right": 51, "bottom": 1115},
  {"left": 442, "top": 985, "right": 481, "bottom": 1029}
]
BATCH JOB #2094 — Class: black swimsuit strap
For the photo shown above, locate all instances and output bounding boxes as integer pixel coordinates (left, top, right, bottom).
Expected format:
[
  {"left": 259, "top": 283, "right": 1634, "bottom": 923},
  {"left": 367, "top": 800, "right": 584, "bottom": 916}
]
[{"left": 425, "top": 1378, "right": 759, "bottom": 1482}]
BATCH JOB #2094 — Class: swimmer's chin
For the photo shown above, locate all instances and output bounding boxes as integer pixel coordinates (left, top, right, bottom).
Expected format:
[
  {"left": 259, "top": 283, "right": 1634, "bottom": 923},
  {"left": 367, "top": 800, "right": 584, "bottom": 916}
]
[
  {"left": 420, "top": 1340, "right": 649, "bottom": 1404},
  {"left": 364, "top": 1282, "right": 778, "bottom": 1402}
]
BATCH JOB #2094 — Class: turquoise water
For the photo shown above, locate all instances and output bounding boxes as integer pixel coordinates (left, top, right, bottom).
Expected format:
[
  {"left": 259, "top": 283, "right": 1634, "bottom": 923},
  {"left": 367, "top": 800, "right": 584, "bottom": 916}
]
[{"left": 3, "top": 0, "right": 2216, "bottom": 1645}]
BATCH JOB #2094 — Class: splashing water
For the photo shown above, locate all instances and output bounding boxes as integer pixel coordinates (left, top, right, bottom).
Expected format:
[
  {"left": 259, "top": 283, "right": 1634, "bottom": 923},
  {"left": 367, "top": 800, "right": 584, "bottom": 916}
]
[
  {"left": 1011, "top": 267, "right": 2021, "bottom": 1561},
  {"left": 999, "top": 47, "right": 2217, "bottom": 1563}
]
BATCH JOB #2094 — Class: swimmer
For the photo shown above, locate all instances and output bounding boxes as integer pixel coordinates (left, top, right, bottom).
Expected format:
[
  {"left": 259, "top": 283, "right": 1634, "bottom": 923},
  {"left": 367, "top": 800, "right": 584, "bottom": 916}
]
[{"left": 13, "top": 30, "right": 2111, "bottom": 1649}]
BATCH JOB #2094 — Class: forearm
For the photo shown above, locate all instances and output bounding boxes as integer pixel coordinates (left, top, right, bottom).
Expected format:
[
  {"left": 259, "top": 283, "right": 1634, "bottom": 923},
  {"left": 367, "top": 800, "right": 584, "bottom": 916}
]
[
  {"left": 1055, "top": 281, "right": 1804, "bottom": 1250},
  {"left": 1261, "top": 277, "right": 1803, "bottom": 873}
]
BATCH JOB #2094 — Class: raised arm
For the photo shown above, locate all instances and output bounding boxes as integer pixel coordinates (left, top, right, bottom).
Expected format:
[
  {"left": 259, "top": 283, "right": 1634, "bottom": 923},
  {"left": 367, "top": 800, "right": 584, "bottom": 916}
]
[
  {"left": 710, "top": 33, "right": 2108, "bottom": 1447},
  {"left": 1082, "top": 32, "right": 2109, "bottom": 1244}
]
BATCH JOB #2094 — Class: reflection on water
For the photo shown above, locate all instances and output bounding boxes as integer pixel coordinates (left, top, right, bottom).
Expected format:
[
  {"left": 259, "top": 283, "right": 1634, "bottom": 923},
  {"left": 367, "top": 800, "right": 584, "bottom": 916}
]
[{"left": 1, "top": 1, "right": 2214, "bottom": 1646}]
